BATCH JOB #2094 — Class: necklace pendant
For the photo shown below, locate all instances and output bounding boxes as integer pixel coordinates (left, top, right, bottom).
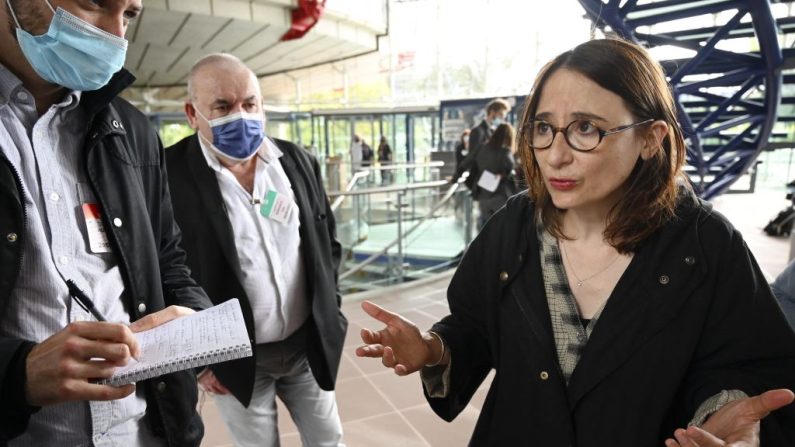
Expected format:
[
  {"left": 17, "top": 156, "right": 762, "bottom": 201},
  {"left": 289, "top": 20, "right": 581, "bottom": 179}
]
[{"left": 577, "top": 281, "right": 583, "bottom": 287}]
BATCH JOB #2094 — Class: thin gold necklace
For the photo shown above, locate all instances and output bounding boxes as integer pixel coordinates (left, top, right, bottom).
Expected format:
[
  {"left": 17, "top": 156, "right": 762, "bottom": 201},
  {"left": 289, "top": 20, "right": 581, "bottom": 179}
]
[{"left": 559, "top": 239, "right": 621, "bottom": 287}]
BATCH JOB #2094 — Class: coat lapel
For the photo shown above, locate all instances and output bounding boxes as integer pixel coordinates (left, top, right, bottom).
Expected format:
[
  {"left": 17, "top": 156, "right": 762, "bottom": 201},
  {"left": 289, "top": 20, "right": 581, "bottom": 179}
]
[
  {"left": 185, "top": 137, "right": 244, "bottom": 278},
  {"left": 499, "top": 205, "right": 563, "bottom": 383},
  {"left": 508, "top": 224, "right": 558, "bottom": 364},
  {"left": 276, "top": 141, "right": 318, "bottom": 300},
  {"left": 566, "top": 207, "right": 707, "bottom": 409}
]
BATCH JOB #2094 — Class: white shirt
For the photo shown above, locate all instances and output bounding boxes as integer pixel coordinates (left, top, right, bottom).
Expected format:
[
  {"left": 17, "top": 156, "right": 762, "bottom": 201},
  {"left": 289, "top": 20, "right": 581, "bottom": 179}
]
[{"left": 199, "top": 137, "right": 309, "bottom": 343}]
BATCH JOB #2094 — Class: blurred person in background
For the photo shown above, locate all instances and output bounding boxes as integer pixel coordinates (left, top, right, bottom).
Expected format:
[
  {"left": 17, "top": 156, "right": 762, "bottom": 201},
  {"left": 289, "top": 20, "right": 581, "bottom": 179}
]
[
  {"left": 378, "top": 136, "right": 393, "bottom": 185},
  {"left": 453, "top": 99, "right": 511, "bottom": 195},
  {"left": 454, "top": 128, "right": 471, "bottom": 168},
  {"left": 474, "top": 123, "right": 518, "bottom": 228}
]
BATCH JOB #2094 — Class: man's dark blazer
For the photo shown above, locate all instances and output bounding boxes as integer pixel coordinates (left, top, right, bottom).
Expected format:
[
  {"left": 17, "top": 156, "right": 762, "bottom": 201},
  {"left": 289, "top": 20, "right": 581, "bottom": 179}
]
[{"left": 165, "top": 134, "right": 348, "bottom": 407}]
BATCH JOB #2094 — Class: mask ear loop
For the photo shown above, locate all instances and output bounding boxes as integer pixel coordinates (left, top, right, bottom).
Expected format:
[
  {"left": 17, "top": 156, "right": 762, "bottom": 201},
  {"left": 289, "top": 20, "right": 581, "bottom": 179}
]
[
  {"left": 5, "top": 0, "right": 55, "bottom": 29},
  {"left": 192, "top": 105, "right": 213, "bottom": 126},
  {"left": 189, "top": 104, "right": 218, "bottom": 150},
  {"left": 5, "top": 0, "right": 22, "bottom": 28}
]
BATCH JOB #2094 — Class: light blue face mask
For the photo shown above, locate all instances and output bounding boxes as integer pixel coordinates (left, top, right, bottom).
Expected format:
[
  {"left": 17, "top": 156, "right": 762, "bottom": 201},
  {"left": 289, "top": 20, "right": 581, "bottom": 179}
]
[{"left": 6, "top": 0, "right": 128, "bottom": 91}]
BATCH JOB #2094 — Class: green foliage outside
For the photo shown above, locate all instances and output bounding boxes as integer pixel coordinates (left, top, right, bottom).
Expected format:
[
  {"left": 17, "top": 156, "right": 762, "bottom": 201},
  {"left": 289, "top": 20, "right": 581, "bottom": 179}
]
[{"left": 159, "top": 122, "right": 194, "bottom": 148}]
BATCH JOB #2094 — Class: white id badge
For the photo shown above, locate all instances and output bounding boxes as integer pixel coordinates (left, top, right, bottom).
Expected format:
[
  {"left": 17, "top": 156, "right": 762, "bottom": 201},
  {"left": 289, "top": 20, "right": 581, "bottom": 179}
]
[
  {"left": 477, "top": 170, "right": 501, "bottom": 193},
  {"left": 82, "top": 203, "right": 112, "bottom": 253},
  {"left": 259, "top": 190, "right": 294, "bottom": 223}
]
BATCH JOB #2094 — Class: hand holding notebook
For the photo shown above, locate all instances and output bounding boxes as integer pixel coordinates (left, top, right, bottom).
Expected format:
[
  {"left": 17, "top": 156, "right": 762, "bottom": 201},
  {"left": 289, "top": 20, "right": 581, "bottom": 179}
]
[{"left": 98, "top": 298, "right": 252, "bottom": 386}]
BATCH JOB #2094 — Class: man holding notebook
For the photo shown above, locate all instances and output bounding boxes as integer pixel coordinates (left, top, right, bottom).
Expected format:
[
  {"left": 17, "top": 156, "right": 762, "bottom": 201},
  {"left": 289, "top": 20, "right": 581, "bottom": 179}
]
[
  {"left": 0, "top": 0, "right": 212, "bottom": 445},
  {"left": 166, "top": 53, "right": 347, "bottom": 447}
]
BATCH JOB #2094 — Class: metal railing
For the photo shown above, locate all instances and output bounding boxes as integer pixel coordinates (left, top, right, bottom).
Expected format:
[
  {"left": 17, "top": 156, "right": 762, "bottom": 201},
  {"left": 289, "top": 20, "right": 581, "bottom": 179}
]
[
  {"left": 330, "top": 175, "right": 473, "bottom": 284},
  {"left": 325, "top": 160, "right": 444, "bottom": 198}
]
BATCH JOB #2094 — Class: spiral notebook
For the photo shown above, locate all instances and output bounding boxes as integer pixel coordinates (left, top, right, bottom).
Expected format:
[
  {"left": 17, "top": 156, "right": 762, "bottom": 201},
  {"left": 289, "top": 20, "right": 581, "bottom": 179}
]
[{"left": 98, "top": 298, "right": 252, "bottom": 386}]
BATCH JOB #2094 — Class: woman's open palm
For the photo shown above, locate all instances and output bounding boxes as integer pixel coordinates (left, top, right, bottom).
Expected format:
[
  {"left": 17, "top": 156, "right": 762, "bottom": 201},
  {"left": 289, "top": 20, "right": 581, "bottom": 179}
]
[{"left": 355, "top": 301, "right": 435, "bottom": 376}]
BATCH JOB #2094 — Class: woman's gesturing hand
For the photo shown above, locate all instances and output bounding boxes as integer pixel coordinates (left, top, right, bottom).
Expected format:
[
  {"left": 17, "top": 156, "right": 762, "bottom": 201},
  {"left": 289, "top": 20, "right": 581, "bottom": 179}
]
[
  {"left": 354, "top": 301, "right": 444, "bottom": 376},
  {"left": 665, "top": 389, "right": 794, "bottom": 447}
]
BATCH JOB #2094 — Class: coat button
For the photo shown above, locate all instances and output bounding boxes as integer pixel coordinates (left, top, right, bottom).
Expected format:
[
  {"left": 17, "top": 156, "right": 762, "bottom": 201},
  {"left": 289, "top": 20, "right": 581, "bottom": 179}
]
[
  {"left": 499, "top": 271, "right": 509, "bottom": 281},
  {"left": 684, "top": 256, "right": 695, "bottom": 266},
  {"left": 6, "top": 233, "right": 17, "bottom": 243},
  {"left": 112, "top": 120, "right": 120, "bottom": 128},
  {"left": 137, "top": 302, "right": 147, "bottom": 313},
  {"left": 539, "top": 371, "right": 549, "bottom": 380},
  {"left": 518, "top": 254, "right": 523, "bottom": 262},
  {"left": 156, "top": 381, "right": 166, "bottom": 392},
  {"left": 658, "top": 275, "right": 670, "bottom": 285},
  {"left": 113, "top": 217, "right": 123, "bottom": 227}
]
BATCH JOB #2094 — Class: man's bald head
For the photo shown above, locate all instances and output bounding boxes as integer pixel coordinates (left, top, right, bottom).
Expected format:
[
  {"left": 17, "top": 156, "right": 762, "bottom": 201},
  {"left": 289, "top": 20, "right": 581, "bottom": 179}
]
[
  {"left": 187, "top": 53, "right": 259, "bottom": 102},
  {"left": 183, "top": 52, "right": 265, "bottom": 150}
]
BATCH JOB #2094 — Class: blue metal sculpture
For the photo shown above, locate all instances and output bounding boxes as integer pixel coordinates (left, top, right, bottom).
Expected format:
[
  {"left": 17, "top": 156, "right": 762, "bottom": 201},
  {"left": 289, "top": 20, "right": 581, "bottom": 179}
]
[{"left": 577, "top": 0, "right": 783, "bottom": 199}]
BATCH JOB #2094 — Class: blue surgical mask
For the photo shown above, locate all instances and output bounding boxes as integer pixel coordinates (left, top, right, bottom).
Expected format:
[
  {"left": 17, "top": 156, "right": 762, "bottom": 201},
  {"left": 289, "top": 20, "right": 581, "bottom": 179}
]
[
  {"left": 197, "top": 109, "right": 265, "bottom": 162},
  {"left": 7, "top": 0, "right": 128, "bottom": 91},
  {"left": 491, "top": 117, "right": 503, "bottom": 128}
]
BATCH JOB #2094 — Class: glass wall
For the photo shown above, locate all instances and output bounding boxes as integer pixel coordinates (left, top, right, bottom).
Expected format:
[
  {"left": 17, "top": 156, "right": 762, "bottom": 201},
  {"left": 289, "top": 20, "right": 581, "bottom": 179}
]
[
  {"left": 328, "top": 118, "right": 352, "bottom": 158},
  {"left": 393, "top": 114, "right": 408, "bottom": 163},
  {"left": 153, "top": 108, "right": 443, "bottom": 171},
  {"left": 410, "top": 114, "right": 437, "bottom": 163}
]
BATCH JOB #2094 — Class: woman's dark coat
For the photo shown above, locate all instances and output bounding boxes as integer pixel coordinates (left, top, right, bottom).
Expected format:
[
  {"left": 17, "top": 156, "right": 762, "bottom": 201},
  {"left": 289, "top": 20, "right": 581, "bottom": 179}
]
[{"left": 428, "top": 192, "right": 795, "bottom": 446}]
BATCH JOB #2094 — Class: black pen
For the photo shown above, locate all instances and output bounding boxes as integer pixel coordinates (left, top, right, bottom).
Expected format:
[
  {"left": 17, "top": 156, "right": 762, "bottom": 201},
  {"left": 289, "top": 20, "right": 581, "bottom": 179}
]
[{"left": 66, "top": 279, "right": 107, "bottom": 322}]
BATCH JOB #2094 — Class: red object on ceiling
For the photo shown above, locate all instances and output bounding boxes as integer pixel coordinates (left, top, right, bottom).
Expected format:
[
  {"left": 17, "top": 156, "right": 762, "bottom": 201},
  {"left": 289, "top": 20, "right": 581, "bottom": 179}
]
[{"left": 280, "top": 0, "right": 326, "bottom": 41}]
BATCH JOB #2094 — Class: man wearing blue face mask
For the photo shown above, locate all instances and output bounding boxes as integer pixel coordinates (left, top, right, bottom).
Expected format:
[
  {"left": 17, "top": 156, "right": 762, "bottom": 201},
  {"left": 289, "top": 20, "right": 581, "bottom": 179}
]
[
  {"left": 165, "top": 53, "right": 347, "bottom": 447},
  {"left": 0, "top": 0, "right": 212, "bottom": 446},
  {"left": 452, "top": 98, "right": 511, "bottom": 198}
]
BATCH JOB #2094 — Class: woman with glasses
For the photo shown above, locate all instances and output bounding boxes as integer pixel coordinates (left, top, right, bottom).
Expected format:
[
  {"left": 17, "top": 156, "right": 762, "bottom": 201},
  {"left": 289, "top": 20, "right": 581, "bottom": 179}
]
[{"left": 356, "top": 38, "right": 795, "bottom": 446}]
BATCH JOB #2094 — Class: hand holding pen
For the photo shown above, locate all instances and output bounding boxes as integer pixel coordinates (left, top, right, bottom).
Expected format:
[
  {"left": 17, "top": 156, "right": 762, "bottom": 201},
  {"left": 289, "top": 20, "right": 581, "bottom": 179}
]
[
  {"left": 23, "top": 280, "right": 140, "bottom": 406},
  {"left": 24, "top": 280, "right": 195, "bottom": 406}
]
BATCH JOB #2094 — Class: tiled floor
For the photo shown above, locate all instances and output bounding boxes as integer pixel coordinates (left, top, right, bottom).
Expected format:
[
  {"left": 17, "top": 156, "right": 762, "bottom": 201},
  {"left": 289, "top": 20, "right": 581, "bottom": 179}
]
[
  {"left": 199, "top": 271, "right": 484, "bottom": 447},
  {"left": 710, "top": 189, "right": 791, "bottom": 279},
  {"left": 199, "top": 189, "right": 793, "bottom": 447}
]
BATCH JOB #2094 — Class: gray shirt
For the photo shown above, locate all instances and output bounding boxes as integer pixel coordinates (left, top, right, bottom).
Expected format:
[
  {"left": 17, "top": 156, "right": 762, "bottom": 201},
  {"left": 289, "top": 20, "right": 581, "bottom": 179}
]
[{"left": 0, "top": 65, "right": 160, "bottom": 447}]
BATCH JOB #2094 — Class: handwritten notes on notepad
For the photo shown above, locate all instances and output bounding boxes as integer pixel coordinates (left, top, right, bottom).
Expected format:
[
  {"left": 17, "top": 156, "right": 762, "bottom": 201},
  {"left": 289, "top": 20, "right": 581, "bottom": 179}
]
[{"left": 98, "top": 298, "right": 252, "bottom": 386}]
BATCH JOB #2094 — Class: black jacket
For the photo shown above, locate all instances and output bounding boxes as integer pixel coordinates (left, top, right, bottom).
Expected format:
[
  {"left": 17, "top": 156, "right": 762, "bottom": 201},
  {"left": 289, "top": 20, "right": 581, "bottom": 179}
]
[
  {"left": 473, "top": 143, "right": 516, "bottom": 200},
  {"left": 165, "top": 134, "right": 347, "bottom": 408},
  {"left": 454, "top": 120, "right": 493, "bottom": 193},
  {"left": 0, "top": 70, "right": 211, "bottom": 446},
  {"left": 467, "top": 120, "right": 492, "bottom": 155},
  {"left": 428, "top": 192, "right": 795, "bottom": 446}
]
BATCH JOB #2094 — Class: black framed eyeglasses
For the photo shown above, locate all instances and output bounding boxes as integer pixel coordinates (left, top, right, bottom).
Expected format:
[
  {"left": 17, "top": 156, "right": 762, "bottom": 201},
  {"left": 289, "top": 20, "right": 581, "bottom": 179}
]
[{"left": 526, "top": 118, "right": 654, "bottom": 152}]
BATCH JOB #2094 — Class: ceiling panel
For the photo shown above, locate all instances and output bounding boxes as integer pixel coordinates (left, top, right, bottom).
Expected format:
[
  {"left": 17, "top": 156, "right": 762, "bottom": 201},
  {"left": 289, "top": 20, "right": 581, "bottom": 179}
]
[
  {"left": 168, "top": 14, "right": 230, "bottom": 48},
  {"left": 132, "top": 9, "right": 188, "bottom": 46},
  {"left": 200, "top": 19, "right": 269, "bottom": 53},
  {"left": 124, "top": 0, "right": 387, "bottom": 107}
]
